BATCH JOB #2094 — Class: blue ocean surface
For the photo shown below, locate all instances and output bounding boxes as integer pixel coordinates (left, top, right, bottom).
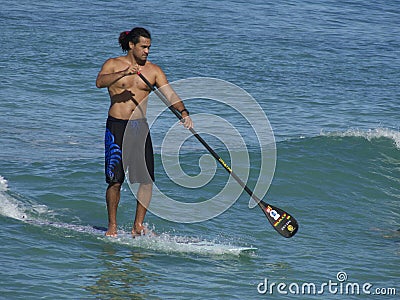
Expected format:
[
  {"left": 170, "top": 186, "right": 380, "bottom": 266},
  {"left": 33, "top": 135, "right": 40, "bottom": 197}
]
[{"left": 1, "top": 0, "right": 399, "bottom": 299}]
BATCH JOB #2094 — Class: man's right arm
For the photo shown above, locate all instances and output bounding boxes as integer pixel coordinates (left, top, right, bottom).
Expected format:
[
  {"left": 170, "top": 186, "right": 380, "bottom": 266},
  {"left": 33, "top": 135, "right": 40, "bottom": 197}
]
[
  {"left": 96, "top": 59, "right": 125, "bottom": 88},
  {"left": 96, "top": 59, "right": 138, "bottom": 88},
  {"left": 96, "top": 71, "right": 125, "bottom": 88}
]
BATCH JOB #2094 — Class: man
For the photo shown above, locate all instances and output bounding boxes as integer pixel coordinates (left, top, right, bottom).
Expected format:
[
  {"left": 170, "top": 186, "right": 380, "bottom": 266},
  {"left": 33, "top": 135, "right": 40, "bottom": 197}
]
[{"left": 96, "top": 27, "right": 193, "bottom": 237}]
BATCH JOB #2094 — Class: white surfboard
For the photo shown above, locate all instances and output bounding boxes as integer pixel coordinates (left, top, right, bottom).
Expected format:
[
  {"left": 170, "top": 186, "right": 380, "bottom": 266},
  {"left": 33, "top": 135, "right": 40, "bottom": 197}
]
[
  {"left": 0, "top": 188, "right": 256, "bottom": 256},
  {"left": 92, "top": 226, "right": 257, "bottom": 255}
]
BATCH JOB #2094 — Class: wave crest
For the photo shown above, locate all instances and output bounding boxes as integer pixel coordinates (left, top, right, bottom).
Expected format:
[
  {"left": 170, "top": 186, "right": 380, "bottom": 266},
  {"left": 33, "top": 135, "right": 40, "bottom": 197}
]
[{"left": 320, "top": 128, "right": 400, "bottom": 149}]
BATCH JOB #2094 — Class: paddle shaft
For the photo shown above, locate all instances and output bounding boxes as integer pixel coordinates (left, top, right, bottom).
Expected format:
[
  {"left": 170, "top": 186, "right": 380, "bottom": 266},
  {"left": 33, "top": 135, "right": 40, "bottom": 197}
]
[
  {"left": 137, "top": 72, "right": 298, "bottom": 237},
  {"left": 137, "top": 73, "right": 259, "bottom": 197}
]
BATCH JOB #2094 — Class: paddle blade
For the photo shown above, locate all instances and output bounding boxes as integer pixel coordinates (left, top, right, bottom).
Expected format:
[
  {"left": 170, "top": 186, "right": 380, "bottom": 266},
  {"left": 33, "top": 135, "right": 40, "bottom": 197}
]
[{"left": 258, "top": 200, "right": 299, "bottom": 238}]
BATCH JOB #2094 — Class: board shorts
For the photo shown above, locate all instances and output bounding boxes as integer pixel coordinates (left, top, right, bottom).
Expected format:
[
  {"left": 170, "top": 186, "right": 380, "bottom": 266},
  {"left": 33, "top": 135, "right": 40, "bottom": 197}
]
[{"left": 105, "top": 116, "right": 154, "bottom": 184}]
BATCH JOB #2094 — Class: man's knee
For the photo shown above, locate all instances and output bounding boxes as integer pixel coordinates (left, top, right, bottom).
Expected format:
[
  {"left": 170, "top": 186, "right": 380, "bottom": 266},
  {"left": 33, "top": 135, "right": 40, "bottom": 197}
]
[
  {"left": 139, "top": 183, "right": 153, "bottom": 191},
  {"left": 107, "top": 182, "right": 122, "bottom": 192}
]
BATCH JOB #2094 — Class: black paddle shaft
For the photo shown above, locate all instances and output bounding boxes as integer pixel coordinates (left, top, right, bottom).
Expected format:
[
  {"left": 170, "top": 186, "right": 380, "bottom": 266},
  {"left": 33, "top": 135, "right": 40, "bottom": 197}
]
[{"left": 137, "top": 72, "right": 298, "bottom": 238}]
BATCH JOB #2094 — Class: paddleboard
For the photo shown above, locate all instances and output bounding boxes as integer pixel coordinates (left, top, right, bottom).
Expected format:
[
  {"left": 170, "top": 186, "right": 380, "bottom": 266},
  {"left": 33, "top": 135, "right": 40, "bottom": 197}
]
[
  {"left": 22, "top": 218, "right": 257, "bottom": 255},
  {"left": 0, "top": 188, "right": 256, "bottom": 256},
  {"left": 92, "top": 226, "right": 257, "bottom": 255},
  {"left": 0, "top": 192, "right": 257, "bottom": 256}
]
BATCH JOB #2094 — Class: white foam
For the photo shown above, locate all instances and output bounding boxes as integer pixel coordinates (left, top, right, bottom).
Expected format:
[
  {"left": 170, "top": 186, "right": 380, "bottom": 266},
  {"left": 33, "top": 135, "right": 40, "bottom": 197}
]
[
  {"left": 0, "top": 176, "right": 54, "bottom": 222},
  {"left": 321, "top": 128, "right": 400, "bottom": 149},
  {"left": 0, "top": 175, "right": 8, "bottom": 192},
  {"left": 0, "top": 179, "right": 27, "bottom": 221},
  {"left": 102, "top": 232, "right": 256, "bottom": 256}
]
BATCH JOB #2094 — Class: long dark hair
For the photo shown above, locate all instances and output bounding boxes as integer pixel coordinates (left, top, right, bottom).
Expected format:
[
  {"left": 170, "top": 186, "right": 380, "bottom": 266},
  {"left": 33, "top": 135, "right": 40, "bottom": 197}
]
[{"left": 118, "top": 27, "right": 151, "bottom": 52}]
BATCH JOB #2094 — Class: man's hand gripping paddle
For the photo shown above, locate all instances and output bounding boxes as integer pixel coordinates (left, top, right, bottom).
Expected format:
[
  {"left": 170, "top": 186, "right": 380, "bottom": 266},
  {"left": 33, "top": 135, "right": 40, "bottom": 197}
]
[{"left": 137, "top": 72, "right": 298, "bottom": 238}]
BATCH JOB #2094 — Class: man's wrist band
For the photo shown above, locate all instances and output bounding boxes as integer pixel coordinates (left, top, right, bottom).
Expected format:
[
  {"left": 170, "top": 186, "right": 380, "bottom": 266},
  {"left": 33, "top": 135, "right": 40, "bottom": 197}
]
[{"left": 180, "top": 108, "right": 189, "bottom": 115}]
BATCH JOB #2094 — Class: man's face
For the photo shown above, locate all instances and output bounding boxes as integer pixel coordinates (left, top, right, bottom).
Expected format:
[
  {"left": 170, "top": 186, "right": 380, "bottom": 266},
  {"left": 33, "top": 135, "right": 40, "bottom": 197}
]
[{"left": 130, "top": 36, "right": 151, "bottom": 64}]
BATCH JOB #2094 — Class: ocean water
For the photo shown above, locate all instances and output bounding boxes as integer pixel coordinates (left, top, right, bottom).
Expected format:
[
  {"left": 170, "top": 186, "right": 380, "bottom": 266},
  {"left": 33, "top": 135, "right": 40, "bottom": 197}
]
[{"left": 1, "top": 0, "right": 399, "bottom": 299}]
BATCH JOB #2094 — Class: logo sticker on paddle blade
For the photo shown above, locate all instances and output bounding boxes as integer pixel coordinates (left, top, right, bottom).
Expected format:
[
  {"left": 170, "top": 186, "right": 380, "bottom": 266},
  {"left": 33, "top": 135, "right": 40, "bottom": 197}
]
[{"left": 260, "top": 201, "right": 298, "bottom": 238}]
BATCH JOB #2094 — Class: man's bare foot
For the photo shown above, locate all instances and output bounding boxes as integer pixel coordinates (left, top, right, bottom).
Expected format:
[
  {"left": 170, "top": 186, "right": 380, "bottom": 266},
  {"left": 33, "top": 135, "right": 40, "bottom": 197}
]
[
  {"left": 105, "top": 223, "right": 118, "bottom": 237},
  {"left": 131, "top": 230, "right": 142, "bottom": 238},
  {"left": 131, "top": 225, "right": 146, "bottom": 237},
  {"left": 131, "top": 224, "right": 156, "bottom": 238}
]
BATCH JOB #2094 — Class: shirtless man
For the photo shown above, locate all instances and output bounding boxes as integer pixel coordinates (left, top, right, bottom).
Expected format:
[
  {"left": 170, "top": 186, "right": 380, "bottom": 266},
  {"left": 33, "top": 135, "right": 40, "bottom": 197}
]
[{"left": 96, "top": 27, "right": 193, "bottom": 237}]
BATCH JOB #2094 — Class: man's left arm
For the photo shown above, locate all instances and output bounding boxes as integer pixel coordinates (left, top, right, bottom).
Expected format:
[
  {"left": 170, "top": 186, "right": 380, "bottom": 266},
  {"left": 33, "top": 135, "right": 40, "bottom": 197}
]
[{"left": 155, "top": 69, "right": 193, "bottom": 129}]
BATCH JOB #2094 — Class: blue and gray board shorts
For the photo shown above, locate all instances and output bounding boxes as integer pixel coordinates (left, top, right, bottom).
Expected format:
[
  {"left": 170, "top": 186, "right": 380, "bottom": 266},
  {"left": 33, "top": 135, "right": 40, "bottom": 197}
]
[{"left": 105, "top": 116, "right": 154, "bottom": 184}]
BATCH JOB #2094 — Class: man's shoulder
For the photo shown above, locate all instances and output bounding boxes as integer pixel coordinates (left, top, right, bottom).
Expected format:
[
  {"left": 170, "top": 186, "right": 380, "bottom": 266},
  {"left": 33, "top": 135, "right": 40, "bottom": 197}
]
[
  {"left": 100, "top": 56, "right": 128, "bottom": 73},
  {"left": 105, "top": 56, "right": 127, "bottom": 65},
  {"left": 144, "top": 61, "right": 165, "bottom": 75},
  {"left": 145, "top": 60, "right": 160, "bottom": 69},
  {"left": 143, "top": 61, "right": 168, "bottom": 86}
]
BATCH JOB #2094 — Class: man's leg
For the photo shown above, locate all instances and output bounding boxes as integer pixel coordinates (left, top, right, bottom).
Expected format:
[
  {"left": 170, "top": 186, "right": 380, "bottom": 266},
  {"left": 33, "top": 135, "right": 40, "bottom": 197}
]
[
  {"left": 106, "top": 182, "right": 121, "bottom": 237},
  {"left": 132, "top": 183, "right": 153, "bottom": 236}
]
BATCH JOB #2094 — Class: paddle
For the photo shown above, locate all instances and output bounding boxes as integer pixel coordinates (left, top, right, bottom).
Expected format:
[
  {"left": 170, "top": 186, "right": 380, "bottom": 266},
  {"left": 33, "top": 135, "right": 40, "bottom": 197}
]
[{"left": 137, "top": 72, "right": 298, "bottom": 238}]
